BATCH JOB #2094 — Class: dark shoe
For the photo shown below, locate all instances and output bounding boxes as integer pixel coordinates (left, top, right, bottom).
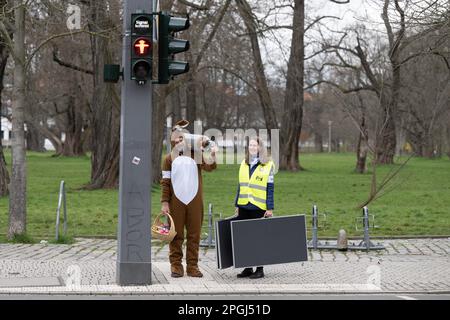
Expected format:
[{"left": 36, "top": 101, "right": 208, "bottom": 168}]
[
  {"left": 171, "top": 264, "right": 184, "bottom": 278},
  {"left": 187, "top": 268, "right": 204, "bottom": 278},
  {"left": 249, "top": 267, "right": 264, "bottom": 279},
  {"left": 237, "top": 268, "right": 254, "bottom": 278},
  {"left": 171, "top": 272, "right": 183, "bottom": 278}
]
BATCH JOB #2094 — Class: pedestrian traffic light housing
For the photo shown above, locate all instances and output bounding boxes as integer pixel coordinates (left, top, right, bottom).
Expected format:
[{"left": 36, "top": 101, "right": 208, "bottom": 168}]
[
  {"left": 158, "top": 12, "right": 190, "bottom": 84},
  {"left": 131, "top": 13, "right": 153, "bottom": 85}
]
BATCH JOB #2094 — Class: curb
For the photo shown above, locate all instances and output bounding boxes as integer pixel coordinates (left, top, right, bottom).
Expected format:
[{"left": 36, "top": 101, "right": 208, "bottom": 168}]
[{"left": 0, "top": 289, "right": 449, "bottom": 296}]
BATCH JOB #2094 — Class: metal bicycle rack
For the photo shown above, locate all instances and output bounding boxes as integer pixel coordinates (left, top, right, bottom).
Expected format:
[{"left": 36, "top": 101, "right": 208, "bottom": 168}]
[
  {"left": 201, "top": 203, "right": 385, "bottom": 251},
  {"left": 307, "top": 205, "right": 336, "bottom": 249},
  {"left": 200, "top": 203, "right": 217, "bottom": 248},
  {"left": 347, "top": 206, "right": 384, "bottom": 251},
  {"left": 55, "top": 180, "right": 67, "bottom": 241},
  {"left": 307, "top": 204, "right": 385, "bottom": 251}
]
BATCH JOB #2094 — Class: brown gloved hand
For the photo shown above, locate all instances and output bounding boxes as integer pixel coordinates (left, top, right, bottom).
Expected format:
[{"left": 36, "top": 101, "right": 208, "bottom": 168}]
[{"left": 161, "top": 202, "right": 170, "bottom": 215}]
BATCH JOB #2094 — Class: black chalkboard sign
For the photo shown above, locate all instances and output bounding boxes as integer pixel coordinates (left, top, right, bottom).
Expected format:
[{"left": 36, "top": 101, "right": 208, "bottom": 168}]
[
  {"left": 215, "top": 215, "right": 308, "bottom": 269},
  {"left": 215, "top": 216, "right": 238, "bottom": 269}
]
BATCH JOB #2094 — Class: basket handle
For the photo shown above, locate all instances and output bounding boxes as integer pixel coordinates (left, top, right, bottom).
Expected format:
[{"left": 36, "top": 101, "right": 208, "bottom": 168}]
[{"left": 153, "top": 212, "right": 175, "bottom": 228}]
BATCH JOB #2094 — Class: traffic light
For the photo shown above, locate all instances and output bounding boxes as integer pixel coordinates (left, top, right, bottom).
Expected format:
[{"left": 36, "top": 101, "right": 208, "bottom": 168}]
[
  {"left": 158, "top": 12, "right": 190, "bottom": 84},
  {"left": 131, "top": 13, "right": 153, "bottom": 85}
]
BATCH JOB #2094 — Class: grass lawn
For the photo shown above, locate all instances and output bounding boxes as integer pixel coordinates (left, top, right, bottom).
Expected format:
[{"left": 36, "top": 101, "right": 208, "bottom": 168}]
[{"left": 0, "top": 151, "right": 449, "bottom": 242}]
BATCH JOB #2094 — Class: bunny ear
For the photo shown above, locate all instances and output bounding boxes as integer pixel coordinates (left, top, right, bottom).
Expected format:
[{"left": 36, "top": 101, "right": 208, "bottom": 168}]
[
  {"left": 174, "top": 119, "right": 189, "bottom": 128},
  {"left": 172, "top": 119, "right": 190, "bottom": 132}
]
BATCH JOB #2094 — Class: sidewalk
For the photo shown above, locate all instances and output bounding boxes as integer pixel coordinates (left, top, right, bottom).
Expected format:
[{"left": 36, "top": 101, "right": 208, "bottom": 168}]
[{"left": 0, "top": 238, "right": 449, "bottom": 295}]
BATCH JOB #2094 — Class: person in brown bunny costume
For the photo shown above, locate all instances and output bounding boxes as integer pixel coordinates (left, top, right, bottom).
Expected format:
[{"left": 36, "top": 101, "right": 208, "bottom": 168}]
[{"left": 160, "top": 120, "right": 217, "bottom": 278}]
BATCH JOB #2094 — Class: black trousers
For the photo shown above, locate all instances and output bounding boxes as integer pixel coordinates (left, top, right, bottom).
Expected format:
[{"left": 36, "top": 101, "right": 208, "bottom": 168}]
[
  {"left": 236, "top": 207, "right": 265, "bottom": 270},
  {"left": 236, "top": 207, "right": 265, "bottom": 220}
]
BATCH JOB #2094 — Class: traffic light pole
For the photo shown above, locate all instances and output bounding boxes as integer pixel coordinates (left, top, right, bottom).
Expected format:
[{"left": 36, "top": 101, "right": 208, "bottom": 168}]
[{"left": 116, "top": 0, "right": 153, "bottom": 285}]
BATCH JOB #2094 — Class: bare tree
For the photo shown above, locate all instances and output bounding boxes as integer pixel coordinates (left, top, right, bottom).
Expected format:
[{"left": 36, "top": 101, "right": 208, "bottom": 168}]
[
  {"left": 235, "top": 0, "right": 278, "bottom": 131},
  {"left": 0, "top": 0, "right": 28, "bottom": 238},
  {"left": 375, "top": 0, "right": 404, "bottom": 164},
  {"left": 182, "top": 0, "right": 232, "bottom": 130},
  {"left": 84, "top": 0, "right": 121, "bottom": 189},
  {"left": 280, "top": 0, "right": 304, "bottom": 171},
  {"left": 236, "top": 0, "right": 350, "bottom": 170},
  {"left": 400, "top": 56, "right": 450, "bottom": 158},
  {"left": 316, "top": 0, "right": 449, "bottom": 164},
  {"left": 354, "top": 93, "right": 369, "bottom": 173}
]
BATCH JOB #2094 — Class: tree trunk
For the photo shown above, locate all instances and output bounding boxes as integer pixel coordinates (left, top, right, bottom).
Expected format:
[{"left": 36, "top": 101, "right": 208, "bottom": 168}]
[
  {"left": 185, "top": 31, "right": 196, "bottom": 130},
  {"left": 376, "top": 0, "right": 403, "bottom": 165},
  {"left": 186, "top": 76, "right": 197, "bottom": 131},
  {"left": 62, "top": 95, "right": 84, "bottom": 157},
  {"left": 0, "top": 143, "right": 8, "bottom": 197},
  {"left": 171, "top": 86, "right": 182, "bottom": 123},
  {"left": 152, "top": 87, "right": 167, "bottom": 185},
  {"left": 333, "top": 138, "right": 340, "bottom": 153},
  {"left": 421, "top": 135, "right": 436, "bottom": 158},
  {"left": 235, "top": 0, "right": 278, "bottom": 131},
  {"left": 0, "top": 14, "right": 10, "bottom": 197},
  {"left": 37, "top": 125, "right": 63, "bottom": 155},
  {"left": 280, "top": 0, "right": 304, "bottom": 171},
  {"left": 8, "top": 1, "right": 27, "bottom": 238},
  {"left": 355, "top": 115, "right": 368, "bottom": 173},
  {"left": 85, "top": 0, "right": 120, "bottom": 189},
  {"left": 25, "top": 121, "right": 46, "bottom": 152},
  {"left": 314, "top": 133, "right": 323, "bottom": 153},
  {"left": 376, "top": 87, "right": 397, "bottom": 164}
]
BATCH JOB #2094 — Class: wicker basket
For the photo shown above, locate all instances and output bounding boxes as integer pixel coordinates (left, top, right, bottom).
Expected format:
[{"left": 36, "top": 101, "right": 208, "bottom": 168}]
[{"left": 151, "top": 212, "right": 177, "bottom": 242}]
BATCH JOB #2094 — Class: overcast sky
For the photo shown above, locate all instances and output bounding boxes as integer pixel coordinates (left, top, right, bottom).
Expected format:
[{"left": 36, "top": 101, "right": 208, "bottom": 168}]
[{"left": 312, "top": 0, "right": 383, "bottom": 29}]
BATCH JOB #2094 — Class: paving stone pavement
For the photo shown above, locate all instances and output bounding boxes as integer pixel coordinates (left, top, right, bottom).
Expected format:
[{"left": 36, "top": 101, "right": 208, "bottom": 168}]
[{"left": 0, "top": 238, "right": 449, "bottom": 295}]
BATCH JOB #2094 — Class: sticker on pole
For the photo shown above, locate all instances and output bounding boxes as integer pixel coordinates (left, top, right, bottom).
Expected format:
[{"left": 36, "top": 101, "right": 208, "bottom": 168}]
[{"left": 132, "top": 156, "right": 141, "bottom": 165}]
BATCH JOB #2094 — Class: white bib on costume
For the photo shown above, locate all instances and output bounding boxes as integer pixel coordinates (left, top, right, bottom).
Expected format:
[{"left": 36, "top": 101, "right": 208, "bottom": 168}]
[{"left": 171, "top": 155, "right": 199, "bottom": 205}]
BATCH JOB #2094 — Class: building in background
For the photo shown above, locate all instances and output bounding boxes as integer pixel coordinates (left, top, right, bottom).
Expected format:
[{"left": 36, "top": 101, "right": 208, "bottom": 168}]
[
  {"left": 1, "top": 116, "right": 11, "bottom": 147},
  {"left": 1, "top": 116, "right": 55, "bottom": 151}
]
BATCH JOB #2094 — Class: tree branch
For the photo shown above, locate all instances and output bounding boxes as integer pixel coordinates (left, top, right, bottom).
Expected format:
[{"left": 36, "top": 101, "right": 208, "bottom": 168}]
[
  {"left": 305, "top": 15, "right": 340, "bottom": 33},
  {"left": 355, "top": 37, "right": 381, "bottom": 95},
  {"left": 382, "top": 0, "right": 394, "bottom": 49},
  {"left": 25, "top": 27, "right": 116, "bottom": 70},
  {"left": 52, "top": 46, "right": 93, "bottom": 75},
  {"left": 0, "top": 20, "right": 17, "bottom": 61},
  {"left": 199, "top": 65, "right": 257, "bottom": 93},
  {"left": 304, "top": 79, "right": 375, "bottom": 93},
  {"left": 193, "top": 0, "right": 231, "bottom": 71}
]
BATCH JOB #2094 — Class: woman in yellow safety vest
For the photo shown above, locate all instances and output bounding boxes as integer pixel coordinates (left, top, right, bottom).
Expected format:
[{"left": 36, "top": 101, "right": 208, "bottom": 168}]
[{"left": 234, "top": 137, "right": 274, "bottom": 279}]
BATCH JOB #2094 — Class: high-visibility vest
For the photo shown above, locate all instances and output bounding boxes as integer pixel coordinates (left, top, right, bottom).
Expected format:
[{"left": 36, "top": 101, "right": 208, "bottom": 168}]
[{"left": 237, "top": 159, "right": 273, "bottom": 210}]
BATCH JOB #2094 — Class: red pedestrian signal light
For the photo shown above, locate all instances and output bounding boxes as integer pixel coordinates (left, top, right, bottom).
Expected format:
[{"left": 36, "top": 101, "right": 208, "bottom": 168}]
[
  {"left": 134, "top": 38, "right": 151, "bottom": 56},
  {"left": 131, "top": 13, "right": 153, "bottom": 84}
]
